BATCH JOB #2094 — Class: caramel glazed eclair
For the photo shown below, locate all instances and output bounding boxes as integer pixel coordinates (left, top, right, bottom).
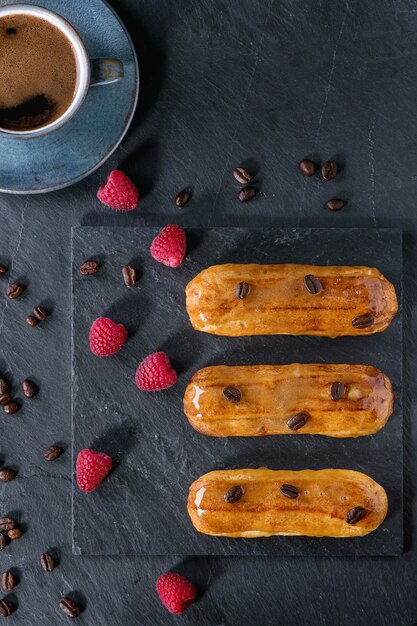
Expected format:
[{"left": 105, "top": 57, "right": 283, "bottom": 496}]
[
  {"left": 188, "top": 469, "right": 388, "bottom": 538},
  {"left": 184, "top": 364, "right": 394, "bottom": 437},
  {"left": 185, "top": 264, "right": 398, "bottom": 337}
]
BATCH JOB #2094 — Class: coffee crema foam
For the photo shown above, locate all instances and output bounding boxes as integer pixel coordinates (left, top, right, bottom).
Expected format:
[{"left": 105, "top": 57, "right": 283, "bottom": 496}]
[{"left": 0, "top": 14, "right": 77, "bottom": 131}]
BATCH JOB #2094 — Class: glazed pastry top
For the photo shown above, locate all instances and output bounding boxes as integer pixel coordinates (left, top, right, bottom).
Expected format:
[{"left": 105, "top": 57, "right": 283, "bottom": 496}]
[
  {"left": 186, "top": 264, "right": 398, "bottom": 337},
  {"left": 187, "top": 468, "right": 388, "bottom": 538},
  {"left": 184, "top": 364, "right": 394, "bottom": 437}
]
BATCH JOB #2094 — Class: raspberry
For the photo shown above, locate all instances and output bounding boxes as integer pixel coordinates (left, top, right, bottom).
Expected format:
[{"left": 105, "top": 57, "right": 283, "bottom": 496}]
[
  {"left": 135, "top": 352, "right": 177, "bottom": 391},
  {"left": 156, "top": 572, "right": 197, "bottom": 614},
  {"left": 76, "top": 449, "right": 112, "bottom": 493},
  {"left": 97, "top": 170, "right": 139, "bottom": 211},
  {"left": 150, "top": 224, "right": 186, "bottom": 268},
  {"left": 89, "top": 317, "right": 127, "bottom": 357}
]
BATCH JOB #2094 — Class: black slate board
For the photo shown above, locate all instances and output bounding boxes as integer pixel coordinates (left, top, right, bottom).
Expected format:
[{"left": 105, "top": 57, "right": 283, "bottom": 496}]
[{"left": 71, "top": 227, "right": 402, "bottom": 556}]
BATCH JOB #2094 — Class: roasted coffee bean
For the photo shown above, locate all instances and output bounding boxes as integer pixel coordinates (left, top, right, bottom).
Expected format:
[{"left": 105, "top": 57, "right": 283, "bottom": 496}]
[
  {"left": 22, "top": 379, "right": 38, "bottom": 399},
  {"left": 122, "top": 265, "right": 137, "bottom": 287},
  {"left": 0, "top": 599, "right": 14, "bottom": 617},
  {"left": 238, "top": 186, "right": 256, "bottom": 203},
  {"left": 321, "top": 160, "right": 337, "bottom": 180},
  {"left": 0, "top": 265, "right": 7, "bottom": 279},
  {"left": 6, "top": 282, "right": 24, "bottom": 299},
  {"left": 326, "top": 198, "right": 344, "bottom": 211},
  {"left": 299, "top": 159, "right": 315, "bottom": 176},
  {"left": 352, "top": 314, "right": 374, "bottom": 329},
  {"left": 32, "top": 305, "right": 48, "bottom": 321},
  {"left": 175, "top": 189, "right": 191, "bottom": 207},
  {"left": 330, "top": 381, "right": 345, "bottom": 400},
  {"left": 235, "top": 281, "right": 251, "bottom": 299},
  {"left": 233, "top": 167, "right": 252, "bottom": 184},
  {"left": 44, "top": 445, "right": 63, "bottom": 461},
  {"left": 0, "top": 394, "right": 12, "bottom": 407},
  {"left": 304, "top": 274, "right": 323, "bottom": 295},
  {"left": 26, "top": 315, "right": 39, "bottom": 327},
  {"left": 280, "top": 484, "right": 299, "bottom": 498},
  {"left": 59, "top": 597, "right": 81, "bottom": 618},
  {"left": 1, "top": 571, "right": 14, "bottom": 592},
  {"left": 223, "top": 386, "right": 242, "bottom": 403},
  {"left": 0, "top": 469, "right": 16, "bottom": 483},
  {"left": 0, "top": 534, "right": 7, "bottom": 551},
  {"left": 40, "top": 552, "right": 55, "bottom": 572},
  {"left": 80, "top": 261, "right": 99, "bottom": 276},
  {"left": 287, "top": 412, "right": 309, "bottom": 430},
  {"left": 224, "top": 485, "right": 244, "bottom": 503},
  {"left": 0, "top": 379, "right": 8, "bottom": 395},
  {"left": 3, "top": 401, "right": 20, "bottom": 415},
  {"left": 8, "top": 528, "right": 22, "bottom": 540},
  {"left": 0, "top": 519, "right": 15, "bottom": 531},
  {"left": 346, "top": 506, "right": 367, "bottom": 525}
]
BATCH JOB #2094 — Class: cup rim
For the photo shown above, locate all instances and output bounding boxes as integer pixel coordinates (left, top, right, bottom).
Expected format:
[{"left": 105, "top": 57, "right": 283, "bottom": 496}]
[{"left": 0, "top": 4, "right": 90, "bottom": 136}]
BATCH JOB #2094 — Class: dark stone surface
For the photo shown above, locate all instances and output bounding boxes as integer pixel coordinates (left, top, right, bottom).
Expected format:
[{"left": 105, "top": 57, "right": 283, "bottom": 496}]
[
  {"left": 72, "top": 227, "right": 402, "bottom": 557},
  {"left": 0, "top": 0, "right": 416, "bottom": 623}
]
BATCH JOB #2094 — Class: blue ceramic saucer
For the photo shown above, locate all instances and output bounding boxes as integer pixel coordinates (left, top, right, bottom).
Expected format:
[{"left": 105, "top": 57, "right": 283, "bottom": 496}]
[{"left": 0, "top": 0, "right": 139, "bottom": 193}]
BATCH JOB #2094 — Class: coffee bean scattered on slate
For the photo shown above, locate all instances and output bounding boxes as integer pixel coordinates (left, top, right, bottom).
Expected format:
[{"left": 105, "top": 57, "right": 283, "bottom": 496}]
[
  {"left": 238, "top": 187, "right": 257, "bottom": 202},
  {"left": 22, "top": 379, "right": 38, "bottom": 399},
  {"left": 7, "top": 528, "right": 22, "bottom": 541},
  {"left": 26, "top": 315, "right": 39, "bottom": 327},
  {"left": 0, "top": 469, "right": 16, "bottom": 483},
  {"left": 330, "top": 381, "right": 345, "bottom": 400},
  {"left": 175, "top": 189, "right": 191, "bottom": 207},
  {"left": 0, "top": 265, "right": 7, "bottom": 279},
  {"left": 223, "top": 386, "right": 242, "bottom": 403},
  {"left": 326, "top": 198, "right": 344, "bottom": 211},
  {"left": 224, "top": 485, "right": 244, "bottom": 503},
  {"left": 299, "top": 159, "right": 315, "bottom": 176},
  {"left": 0, "top": 598, "right": 14, "bottom": 617},
  {"left": 1, "top": 572, "right": 14, "bottom": 592},
  {"left": 287, "top": 413, "right": 309, "bottom": 430},
  {"left": 3, "top": 401, "right": 20, "bottom": 415},
  {"left": 0, "top": 519, "right": 15, "bottom": 531},
  {"left": 0, "top": 394, "right": 12, "bottom": 407},
  {"left": 321, "top": 160, "right": 337, "bottom": 180},
  {"left": 80, "top": 261, "right": 99, "bottom": 276},
  {"left": 303, "top": 275, "right": 323, "bottom": 294},
  {"left": 122, "top": 265, "right": 137, "bottom": 287},
  {"left": 44, "top": 445, "right": 63, "bottom": 461},
  {"left": 280, "top": 484, "right": 299, "bottom": 498},
  {"left": 346, "top": 506, "right": 367, "bottom": 525},
  {"left": 59, "top": 597, "right": 81, "bottom": 618},
  {"left": 235, "top": 281, "right": 251, "bottom": 299},
  {"left": 0, "top": 379, "right": 8, "bottom": 395},
  {"left": 6, "top": 282, "right": 24, "bottom": 299},
  {"left": 352, "top": 314, "right": 374, "bottom": 329},
  {"left": 233, "top": 167, "right": 252, "bottom": 184},
  {"left": 32, "top": 305, "right": 48, "bottom": 321},
  {"left": 40, "top": 552, "right": 55, "bottom": 572}
]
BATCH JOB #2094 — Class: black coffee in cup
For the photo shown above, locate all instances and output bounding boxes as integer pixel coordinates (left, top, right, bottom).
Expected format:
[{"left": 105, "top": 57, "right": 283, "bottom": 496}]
[{"left": 0, "top": 14, "right": 77, "bottom": 131}]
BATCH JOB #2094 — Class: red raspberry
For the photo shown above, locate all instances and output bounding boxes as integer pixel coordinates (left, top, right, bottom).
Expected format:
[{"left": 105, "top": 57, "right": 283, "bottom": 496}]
[
  {"left": 150, "top": 224, "right": 186, "bottom": 268},
  {"left": 97, "top": 170, "right": 139, "bottom": 211},
  {"left": 76, "top": 449, "right": 112, "bottom": 493},
  {"left": 89, "top": 317, "right": 127, "bottom": 357},
  {"left": 156, "top": 572, "right": 197, "bottom": 614},
  {"left": 135, "top": 352, "right": 177, "bottom": 391}
]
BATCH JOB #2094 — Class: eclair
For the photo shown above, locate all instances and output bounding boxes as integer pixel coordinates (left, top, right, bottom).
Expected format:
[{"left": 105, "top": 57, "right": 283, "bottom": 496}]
[
  {"left": 188, "top": 468, "right": 388, "bottom": 538},
  {"left": 185, "top": 264, "right": 398, "bottom": 337},
  {"left": 184, "top": 364, "right": 394, "bottom": 437}
]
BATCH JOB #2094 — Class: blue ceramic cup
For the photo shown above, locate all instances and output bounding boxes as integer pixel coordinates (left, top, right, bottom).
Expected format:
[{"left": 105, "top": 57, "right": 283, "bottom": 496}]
[{"left": 0, "top": 3, "right": 124, "bottom": 137}]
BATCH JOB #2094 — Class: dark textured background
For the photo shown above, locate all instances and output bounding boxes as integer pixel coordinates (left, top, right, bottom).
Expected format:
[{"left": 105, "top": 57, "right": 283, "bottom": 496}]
[
  {"left": 72, "top": 227, "right": 402, "bottom": 557},
  {"left": 0, "top": 0, "right": 416, "bottom": 624}
]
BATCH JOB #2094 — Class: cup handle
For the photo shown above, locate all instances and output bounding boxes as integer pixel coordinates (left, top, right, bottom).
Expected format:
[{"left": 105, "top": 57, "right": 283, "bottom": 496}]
[{"left": 89, "top": 58, "right": 124, "bottom": 86}]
